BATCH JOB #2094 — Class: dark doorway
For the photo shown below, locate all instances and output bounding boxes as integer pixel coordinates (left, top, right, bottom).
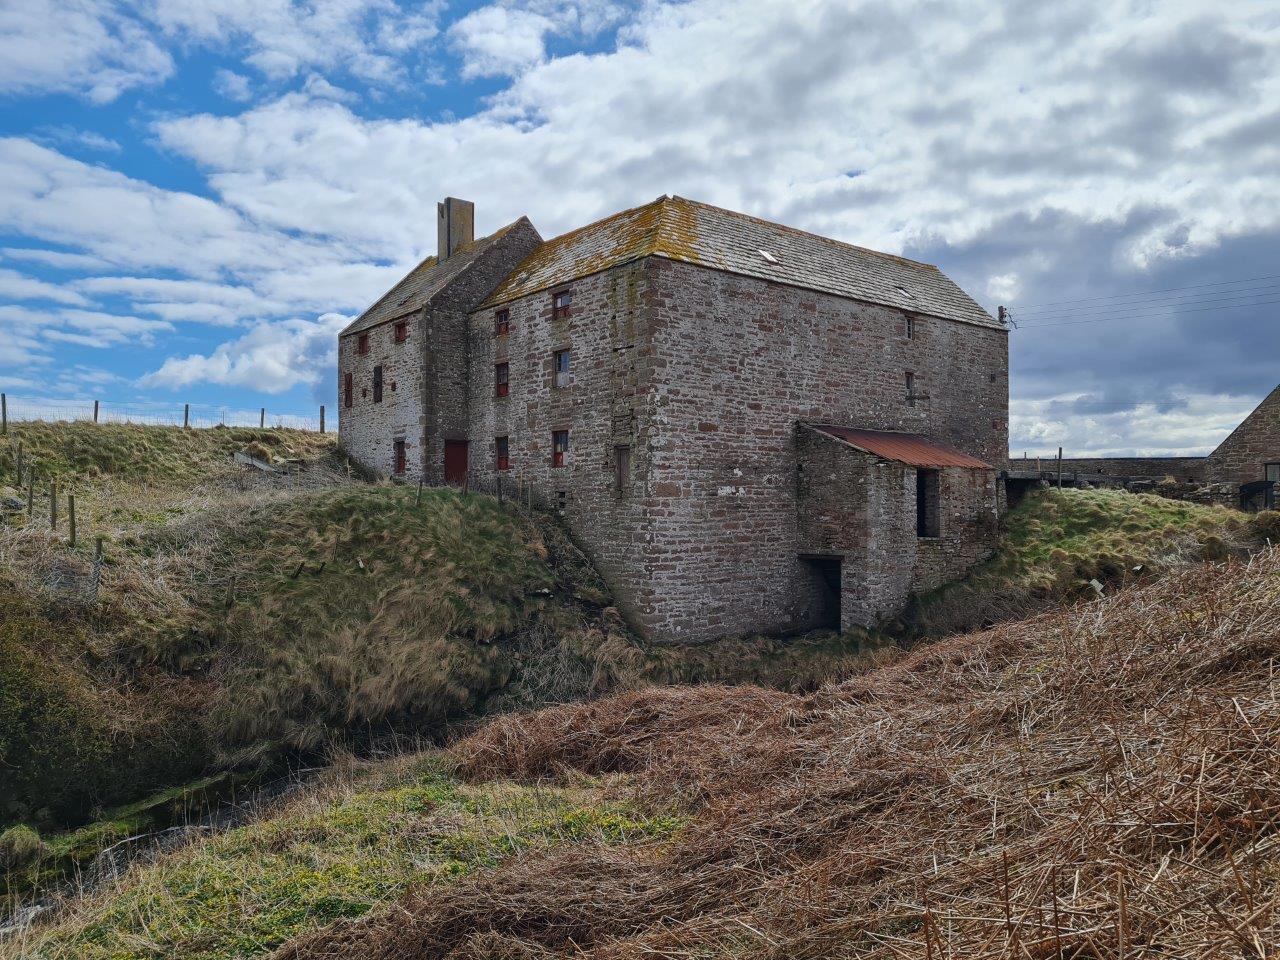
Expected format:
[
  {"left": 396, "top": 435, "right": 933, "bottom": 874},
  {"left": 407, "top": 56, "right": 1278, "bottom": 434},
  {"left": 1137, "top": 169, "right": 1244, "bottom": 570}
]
[
  {"left": 443, "top": 440, "right": 468, "bottom": 485},
  {"left": 800, "top": 555, "right": 841, "bottom": 630},
  {"left": 917, "top": 468, "right": 940, "bottom": 537},
  {"left": 1240, "top": 479, "right": 1275, "bottom": 512},
  {"left": 393, "top": 438, "right": 406, "bottom": 475}
]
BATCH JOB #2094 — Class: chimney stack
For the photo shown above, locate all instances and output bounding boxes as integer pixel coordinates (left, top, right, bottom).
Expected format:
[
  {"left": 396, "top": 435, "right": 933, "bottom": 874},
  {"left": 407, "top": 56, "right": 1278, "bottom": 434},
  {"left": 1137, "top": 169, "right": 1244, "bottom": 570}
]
[{"left": 437, "top": 197, "right": 475, "bottom": 263}]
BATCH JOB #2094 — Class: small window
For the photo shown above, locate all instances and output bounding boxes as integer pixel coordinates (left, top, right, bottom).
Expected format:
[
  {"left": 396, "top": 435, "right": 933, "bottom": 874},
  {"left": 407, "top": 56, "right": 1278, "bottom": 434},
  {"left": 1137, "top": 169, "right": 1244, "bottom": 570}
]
[
  {"left": 495, "top": 435, "right": 510, "bottom": 471},
  {"left": 905, "top": 315, "right": 915, "bottom": 339},
  {"left": 357, "top": 332, "right": 369, "bottom": 356},
  {"left": 552, "top": 429, "right": 569, "bottom": 468},
  {"left": 552, "top": 290, "right": 572, "bottom": 321},
  {"left": 1267, "top": 463, "right": 1280, "bottom": 483},
  {"left": 905, "top": 371, "right": 916, "bottom": 407},
  {"left": 917, "top": 468, "right": 940, "bottom": 538},
  {"left": 553, "top": 348, "right": 571, "bottom": 389},
  {"left": 494, "top": 309, "right": 510, "bottom": 336},
  {"left": 494, "top": 362, "right": 509, "bottom": 398},
  {"left": 393, "top": 438, "right": 407, "bottom": 475},
  {"left": 373, "top": 364, "right": 384, "bottom": 403},
  {"left": 344, "top": 372, "right": 353, "bottom": 408},
  {"left": 394, "top": 320, "right": 409, "bottom": 344},
  {"left": 614, "top": 444, "right": 631, "bottom": 493}
]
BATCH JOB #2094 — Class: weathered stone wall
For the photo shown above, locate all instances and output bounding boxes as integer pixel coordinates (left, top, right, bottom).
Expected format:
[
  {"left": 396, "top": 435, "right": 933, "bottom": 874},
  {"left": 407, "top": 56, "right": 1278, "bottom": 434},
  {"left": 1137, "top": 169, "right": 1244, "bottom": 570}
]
[
  {"left": 1205, "top": 384, "right": 1280, "bottom": 488},
  {"left": 1037, "top": 456, "right": 1206, "bottom": 483},
  {"left": 337, "top": 310, "right": 425, "bottom": 479},
  {"left": 465, "top": 260, "right": 658, "bottom": 630},
  {"left": 625, "top": 257, "right": 1006, "bottom": 641},
  {"left": 798, "top": 426, "right": 997, "bottom": 628},
  {"left": 338, "top": 220, "right": 541, "bottom": 482}
]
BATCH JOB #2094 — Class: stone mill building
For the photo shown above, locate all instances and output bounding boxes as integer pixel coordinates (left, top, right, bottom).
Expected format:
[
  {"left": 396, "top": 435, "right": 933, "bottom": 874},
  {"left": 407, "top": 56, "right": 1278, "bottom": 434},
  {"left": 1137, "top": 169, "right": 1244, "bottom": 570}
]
[{"left": 338, "top": 196, "right": 1009, "bottom": 642}]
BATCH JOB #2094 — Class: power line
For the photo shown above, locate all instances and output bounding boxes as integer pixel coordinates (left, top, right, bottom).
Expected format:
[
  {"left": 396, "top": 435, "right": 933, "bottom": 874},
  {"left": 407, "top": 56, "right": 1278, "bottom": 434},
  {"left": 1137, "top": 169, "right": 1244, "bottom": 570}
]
[
  {"left": 1011, "top": 272, "right": 1280, "bottom": 310},
  {"left": 1012, "top": 282, "right": 1280, "bottom": 321},
  {"left": 1013, "top": 295, "right": 1280, "bottom": 328}
]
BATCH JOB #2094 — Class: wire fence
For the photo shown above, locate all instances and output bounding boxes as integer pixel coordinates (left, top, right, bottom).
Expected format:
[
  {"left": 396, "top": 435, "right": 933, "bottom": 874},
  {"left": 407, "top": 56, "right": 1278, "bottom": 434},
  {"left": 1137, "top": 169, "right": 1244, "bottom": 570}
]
[{"left": 0, "top": 394, "right": 326, "bottom": 432}]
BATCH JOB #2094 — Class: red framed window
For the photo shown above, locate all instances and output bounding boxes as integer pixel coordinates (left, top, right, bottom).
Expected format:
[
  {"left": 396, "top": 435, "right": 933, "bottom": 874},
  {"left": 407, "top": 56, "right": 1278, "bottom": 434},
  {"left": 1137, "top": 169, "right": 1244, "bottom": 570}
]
[
  {"left": 494, "top": 362, "right": 509, "bottom": 397},
  {"left": 373, "top": 364, "right": 384, "bottom": 403},
  {"left": 553, "top": 348, "right": 570, "bottom": 388},
  {"left": 357, "top": 332, "right": 369, "bottom": 355},
  {"left": 495, "top": 435, "right": 510, "bottom": 471},
  {"left": 552, "top": 290, "right": 572, "bottom": 321},
  {"left": 494, "top": 309, "right": 510, "bottom": 336},
  {"left": 393, "top": 439, "right": 407, "bottom": 474},
  {"left": 394, "top": 320, "right": 409, "bottom": 343},
  {"left": 552, "top": 429, "right": 569, "bottom": 468},
  {"left": 344, "top": 372, "right": 353, "bottom": 408}
]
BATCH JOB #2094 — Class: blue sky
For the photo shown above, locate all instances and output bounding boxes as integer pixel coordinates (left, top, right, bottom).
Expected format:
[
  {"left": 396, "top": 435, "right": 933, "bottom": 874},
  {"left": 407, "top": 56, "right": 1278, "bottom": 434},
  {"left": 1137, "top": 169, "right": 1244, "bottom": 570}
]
[{"left": 1, "top": 0, "right": 1278, "bottom": 451}]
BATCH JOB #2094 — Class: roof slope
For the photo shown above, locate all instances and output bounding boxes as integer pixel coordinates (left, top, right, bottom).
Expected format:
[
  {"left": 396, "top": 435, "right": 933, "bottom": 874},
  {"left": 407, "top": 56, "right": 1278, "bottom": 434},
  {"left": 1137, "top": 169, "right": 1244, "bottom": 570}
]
[
  {"left": 482, "top": 196, "right": 999, "bottom": 328},
  {"left": 810, "top": 424, "right": 992, "bottom": 469},
  {"left": 342, "top": 218, "right": 533, "bottom": 337}
]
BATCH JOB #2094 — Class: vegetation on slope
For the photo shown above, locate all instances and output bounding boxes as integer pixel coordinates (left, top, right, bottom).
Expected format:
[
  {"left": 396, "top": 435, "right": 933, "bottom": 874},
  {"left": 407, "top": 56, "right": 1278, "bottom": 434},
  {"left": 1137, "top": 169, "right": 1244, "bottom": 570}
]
[
  {"left": 3, "top": 756, "right": 681, "bottom": 960},
  {"left": 14, "top": 548, "right": 1277, "bottom": 960},
  {"left": 903, "top": 485, "right": 1279, "bottom": 635}
]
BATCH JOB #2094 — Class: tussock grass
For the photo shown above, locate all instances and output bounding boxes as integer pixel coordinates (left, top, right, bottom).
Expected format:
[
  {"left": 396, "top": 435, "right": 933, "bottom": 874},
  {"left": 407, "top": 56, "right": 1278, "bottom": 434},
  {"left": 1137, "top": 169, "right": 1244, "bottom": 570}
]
[
  {"left": 273, "top": 548, "right": 1280, "bottom": 960},
  {"left": 3, "top": 756, "right": 682, "bottom": 960},
  {"left": 904, "top": 486, "right": 1275, "bottom": 636}
]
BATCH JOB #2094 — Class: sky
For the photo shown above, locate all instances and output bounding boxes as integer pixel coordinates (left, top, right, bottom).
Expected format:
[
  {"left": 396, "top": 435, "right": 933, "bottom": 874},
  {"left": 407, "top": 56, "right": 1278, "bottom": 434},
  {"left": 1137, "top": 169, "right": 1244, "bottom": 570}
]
[{"left": 0, "top": 0, "right": 1277, "bottom": 452}]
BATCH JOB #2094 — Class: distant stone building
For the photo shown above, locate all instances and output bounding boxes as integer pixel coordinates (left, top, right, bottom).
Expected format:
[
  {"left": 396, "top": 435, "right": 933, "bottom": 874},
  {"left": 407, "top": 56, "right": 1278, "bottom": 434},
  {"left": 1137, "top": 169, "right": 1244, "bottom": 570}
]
[
  {"left": 339, "top": 196, "right": 1008, "bottom": 642},
  {"left": 1047, "top": 385, "right": 1280, "bottom": 510}
]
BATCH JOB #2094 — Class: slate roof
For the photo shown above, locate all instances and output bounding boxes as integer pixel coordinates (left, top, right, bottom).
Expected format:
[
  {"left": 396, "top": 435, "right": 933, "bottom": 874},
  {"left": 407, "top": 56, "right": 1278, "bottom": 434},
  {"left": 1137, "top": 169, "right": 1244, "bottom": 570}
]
[
  {"left": 481, "top": 196, "right": 1000, "bottom": 329},
  {"left": 810, "top": 425, "right": 993, "bottom": 469},
  {"left": 341, "top": 217, "right": 533, "bottom": 338}
]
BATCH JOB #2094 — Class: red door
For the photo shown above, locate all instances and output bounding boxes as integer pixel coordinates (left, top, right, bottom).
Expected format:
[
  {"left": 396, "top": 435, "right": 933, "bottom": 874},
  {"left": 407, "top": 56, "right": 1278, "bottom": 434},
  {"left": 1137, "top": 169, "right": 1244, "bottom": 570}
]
[{"left": 443, "top": 441, "right": 468, "bottom": 485}]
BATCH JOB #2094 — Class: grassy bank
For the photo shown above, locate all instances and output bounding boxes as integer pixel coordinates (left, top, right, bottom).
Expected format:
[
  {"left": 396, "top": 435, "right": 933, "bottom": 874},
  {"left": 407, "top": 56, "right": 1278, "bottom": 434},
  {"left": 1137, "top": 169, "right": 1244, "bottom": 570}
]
[
  {"left": 4, "top": 756, "right": 682, "bottom": 960},
  {"left": 903, "top": 486, "right": 1278, "bottom": 635}
]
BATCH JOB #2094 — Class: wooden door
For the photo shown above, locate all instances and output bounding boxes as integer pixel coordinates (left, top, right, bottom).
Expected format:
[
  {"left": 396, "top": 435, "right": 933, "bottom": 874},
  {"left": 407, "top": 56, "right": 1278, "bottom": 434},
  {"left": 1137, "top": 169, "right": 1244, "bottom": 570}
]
[{"left": 444, "top": 441, "right": 468, "bottom": 485}]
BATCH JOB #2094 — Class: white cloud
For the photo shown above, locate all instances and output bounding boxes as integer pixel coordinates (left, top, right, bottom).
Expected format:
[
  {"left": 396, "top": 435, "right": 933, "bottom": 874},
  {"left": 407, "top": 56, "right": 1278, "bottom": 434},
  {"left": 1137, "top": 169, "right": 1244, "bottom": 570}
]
[
  {"left": 213, "top": 68, "right": 254, "bottom": 101},
  {"left": 0, "top": 268, "right": 91, "bottom": 306},
  {"left": 2, "top": 248, "right": 112, "bottom": 271},
  {"left": 141, "top": 313, "right": 349, "bottom": 393},
  {"left": 0, "top": 0, "right": 173, "bottom": 102},
  {"left": 449, "top": 1, "right": 625, "bottom": 78}
]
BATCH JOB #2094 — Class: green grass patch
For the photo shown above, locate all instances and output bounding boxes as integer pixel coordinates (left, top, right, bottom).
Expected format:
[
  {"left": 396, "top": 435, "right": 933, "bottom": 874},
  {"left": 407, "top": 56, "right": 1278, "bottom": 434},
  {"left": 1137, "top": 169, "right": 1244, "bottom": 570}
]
[
  {"left": 903, "top": 487, "right": 1274, "bottom": 636},
  {"left": 7, "top": 758, "right": 682, "bottom": 960}
]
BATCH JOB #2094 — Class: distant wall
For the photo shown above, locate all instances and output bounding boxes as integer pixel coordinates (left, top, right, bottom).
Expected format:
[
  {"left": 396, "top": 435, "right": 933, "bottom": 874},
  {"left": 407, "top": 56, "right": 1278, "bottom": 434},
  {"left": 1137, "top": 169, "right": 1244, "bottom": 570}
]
[{"left": 1021, "top": 457, "right": 1207, "bottom": 482}]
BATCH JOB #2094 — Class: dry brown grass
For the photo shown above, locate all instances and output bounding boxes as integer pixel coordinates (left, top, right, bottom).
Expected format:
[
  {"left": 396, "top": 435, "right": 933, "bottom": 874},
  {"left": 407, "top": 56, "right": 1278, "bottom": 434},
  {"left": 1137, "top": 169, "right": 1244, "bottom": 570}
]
[{"left": 276, "top": 549, "right": 1280, "bottom": 960}]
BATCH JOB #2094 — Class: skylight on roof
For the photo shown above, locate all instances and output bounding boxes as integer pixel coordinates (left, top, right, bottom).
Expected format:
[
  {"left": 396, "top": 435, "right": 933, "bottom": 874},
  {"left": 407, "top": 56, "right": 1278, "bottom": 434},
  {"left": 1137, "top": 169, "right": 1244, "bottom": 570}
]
[
  {"left": 895, "top": 285, "right": 915, "bottom": 300},
  {"left": 758, "top": 250, "right": 779, "bottom": 264}
]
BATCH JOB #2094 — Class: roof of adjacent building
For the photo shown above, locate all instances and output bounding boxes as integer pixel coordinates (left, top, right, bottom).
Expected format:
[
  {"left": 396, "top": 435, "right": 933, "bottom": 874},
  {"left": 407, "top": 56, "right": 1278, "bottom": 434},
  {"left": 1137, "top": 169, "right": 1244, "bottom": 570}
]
[
  {"left": 480, "top": 195, "right": 1000, "bottom": 329},
  {"left": 811, "top": 425, "right": 993, "bottom": 469},
  {"left": 340, "top": 217, "right": 534, "bottom": 338}
]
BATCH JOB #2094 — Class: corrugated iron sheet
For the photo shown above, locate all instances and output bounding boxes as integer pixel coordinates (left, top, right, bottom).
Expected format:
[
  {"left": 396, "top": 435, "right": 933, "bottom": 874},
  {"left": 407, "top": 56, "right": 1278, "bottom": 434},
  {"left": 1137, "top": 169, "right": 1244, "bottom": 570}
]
[{"left": 812, "top": 425, "right": 992, "bottom": 469}]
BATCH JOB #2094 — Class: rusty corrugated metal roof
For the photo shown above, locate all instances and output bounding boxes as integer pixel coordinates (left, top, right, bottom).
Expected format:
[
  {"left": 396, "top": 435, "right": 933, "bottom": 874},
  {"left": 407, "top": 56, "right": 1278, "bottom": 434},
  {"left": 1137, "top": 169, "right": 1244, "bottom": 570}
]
[{"left": 811, "top": 425, "right": 992, "bottom": 469}]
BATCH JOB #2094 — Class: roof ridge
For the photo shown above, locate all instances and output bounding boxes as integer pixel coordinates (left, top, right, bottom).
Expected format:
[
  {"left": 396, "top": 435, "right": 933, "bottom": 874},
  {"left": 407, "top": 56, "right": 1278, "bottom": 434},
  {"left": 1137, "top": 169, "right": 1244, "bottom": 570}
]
[{"left": 667, "top": 195, "right": 941, "bottom": 272}]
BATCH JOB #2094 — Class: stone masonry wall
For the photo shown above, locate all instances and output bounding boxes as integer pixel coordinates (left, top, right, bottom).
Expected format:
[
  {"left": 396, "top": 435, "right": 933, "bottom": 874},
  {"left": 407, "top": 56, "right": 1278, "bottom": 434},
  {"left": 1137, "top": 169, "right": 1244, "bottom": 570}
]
[
  {"left": 338, "top": 310, "right": 425, "bottom": 479},
  {"left": 465, "top": 260, "right": 657, "bottom": 630},
  {"left": 1042, "top": 457, "right": 1206, "bottom": 483},
  {"left": 1205, "top": 384, "right": 1280, "bottom": 489},
  {"left": 633, "top": 257, "right": 1007, "bottom": 642},
  {"left": 798, "top": 426, "right": 997, "bottom": 628},
  {"left": 338, "top": 220, "right": 540, "bottom": 482}
]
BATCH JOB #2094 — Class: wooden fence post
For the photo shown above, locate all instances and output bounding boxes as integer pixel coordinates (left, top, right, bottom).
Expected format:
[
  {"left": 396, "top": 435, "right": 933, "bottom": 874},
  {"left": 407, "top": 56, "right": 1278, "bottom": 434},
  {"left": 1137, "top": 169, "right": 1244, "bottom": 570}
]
[
  {"left": 319, "top": 405, "right": 325, "bottom": 434},
  {"left": 183, "top": 404, "right": 190, "bottom": 430},
  {"left": 93, "top": 400, "right": 100, "bottom": 424},
  {"left": 50, "top": 478, "right": 57, "bottom": 530},
  {"left": 15, "top": 441, "right": 22, "bottom": 480},
  {"left": 1, "top": 393, "right": 6, "bottom": 435},
  {"left": 416, "top": 480, "right": 423, "bottom": 506},
  {"left": 68, "top": 493, "right": 77, "bottom": 547},
  {"left": 259, "top": 408, "right": 266, "bottom": 429},
  {"left": 1056, "top": 446, "right": 1063, "bottom": 489},
  {"left": 26, "top": 472, "right": 34, "bottom": 518}
]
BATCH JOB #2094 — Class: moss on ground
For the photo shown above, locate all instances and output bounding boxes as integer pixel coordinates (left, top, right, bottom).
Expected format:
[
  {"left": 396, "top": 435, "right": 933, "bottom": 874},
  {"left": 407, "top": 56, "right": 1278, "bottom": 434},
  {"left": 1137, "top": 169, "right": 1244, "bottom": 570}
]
[
  {"left": 903, "top": 487, "right": 1275, "bottom": 636},
  {"left": 6, "top": 758, "right": 682, "bottom": 960}
]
